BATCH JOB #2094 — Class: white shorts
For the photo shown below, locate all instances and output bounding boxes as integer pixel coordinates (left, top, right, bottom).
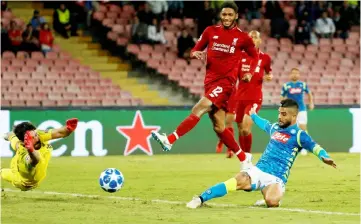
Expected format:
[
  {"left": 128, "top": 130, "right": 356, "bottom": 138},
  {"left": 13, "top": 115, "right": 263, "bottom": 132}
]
[
  {"left": 297, "top": 111, "right": 308, "bottom": 125},
  {"left": 244, "top": 166, "right": 285, "bottom": 193}
]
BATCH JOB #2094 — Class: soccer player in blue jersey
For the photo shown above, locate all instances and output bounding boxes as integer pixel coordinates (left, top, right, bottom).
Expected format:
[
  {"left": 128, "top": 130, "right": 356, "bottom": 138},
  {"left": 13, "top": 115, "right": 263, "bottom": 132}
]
[
  {"left": 186, "top": 99, "right": 336, "bottom": 209},
  {"left": 281, "top": 68, "right": 314, "bottom": 155}
]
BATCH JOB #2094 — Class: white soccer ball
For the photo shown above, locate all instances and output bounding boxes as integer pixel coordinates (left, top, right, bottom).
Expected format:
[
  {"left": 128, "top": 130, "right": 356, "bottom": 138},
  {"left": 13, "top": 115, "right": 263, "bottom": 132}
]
[{"left": 99, "top": 168, "right": 124, "bottom": 193}]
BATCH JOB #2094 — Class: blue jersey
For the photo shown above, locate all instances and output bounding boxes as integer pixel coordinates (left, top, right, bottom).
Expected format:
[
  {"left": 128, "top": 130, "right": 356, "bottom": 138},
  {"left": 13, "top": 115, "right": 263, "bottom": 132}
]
[
  {"left": 250, "top": 114, "right": 330, "bottom": 184},
  {"left": 281, "top": 81, "right": 310, "bottom": 111}
]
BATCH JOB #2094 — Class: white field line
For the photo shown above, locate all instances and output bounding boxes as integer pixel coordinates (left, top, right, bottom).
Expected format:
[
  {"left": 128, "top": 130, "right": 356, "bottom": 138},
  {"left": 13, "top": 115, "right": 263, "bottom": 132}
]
[{"left": 2, "top": 188, "right": 360, "bottom": 217}]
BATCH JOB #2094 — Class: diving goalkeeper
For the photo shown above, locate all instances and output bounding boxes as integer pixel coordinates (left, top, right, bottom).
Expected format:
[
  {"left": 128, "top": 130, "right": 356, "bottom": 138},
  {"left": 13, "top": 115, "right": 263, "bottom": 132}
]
[{"left": 1, "top": 118, "right": 78, "bottom": 191}]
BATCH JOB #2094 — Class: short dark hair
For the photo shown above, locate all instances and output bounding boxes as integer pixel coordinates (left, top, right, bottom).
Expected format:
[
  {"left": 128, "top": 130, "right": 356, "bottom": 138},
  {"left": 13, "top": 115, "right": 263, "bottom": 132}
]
[
  {"left": 13, "top": 122, "right": 36, "bottom": 142},
  {"left": 220, "top": 1, "right": 238, "bottom": 13},
  {"left": 280, "top": 99, "right": 299, "bottom": 110}
]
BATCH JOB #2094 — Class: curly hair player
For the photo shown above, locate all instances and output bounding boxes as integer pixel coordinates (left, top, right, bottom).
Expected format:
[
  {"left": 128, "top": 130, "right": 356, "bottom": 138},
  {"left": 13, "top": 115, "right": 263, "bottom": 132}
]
[
  {"left": 151, "top": 2, "right": 258, "bottom": 169},
  {"left": 186, "top": 99, "right": 336, "bottom": 208},
  {"left": 1, "top": 118, "right": 78, "bottom": 191}
]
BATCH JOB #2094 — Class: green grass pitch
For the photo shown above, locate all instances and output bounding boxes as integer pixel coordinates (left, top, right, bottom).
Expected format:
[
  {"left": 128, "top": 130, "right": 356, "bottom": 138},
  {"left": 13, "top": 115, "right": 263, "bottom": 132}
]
[{"left": 1, "top": 153, "right": 360, "bottom": 224}]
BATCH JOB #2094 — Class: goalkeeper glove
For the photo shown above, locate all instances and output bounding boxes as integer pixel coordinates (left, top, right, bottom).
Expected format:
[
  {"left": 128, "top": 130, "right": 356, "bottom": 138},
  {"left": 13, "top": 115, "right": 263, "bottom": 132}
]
[
  {"left": 24, "top": 131, "right": 35, "bottom": 153},
  {"left": 66, "top": 118, "right": 78, "bottom": 132}
]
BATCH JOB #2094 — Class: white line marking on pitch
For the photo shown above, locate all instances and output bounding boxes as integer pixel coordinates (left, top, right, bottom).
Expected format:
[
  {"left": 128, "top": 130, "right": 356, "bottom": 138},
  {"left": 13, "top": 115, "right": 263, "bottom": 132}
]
[{"left": 2, "top": 188, "right": 359, "bottom": 216}]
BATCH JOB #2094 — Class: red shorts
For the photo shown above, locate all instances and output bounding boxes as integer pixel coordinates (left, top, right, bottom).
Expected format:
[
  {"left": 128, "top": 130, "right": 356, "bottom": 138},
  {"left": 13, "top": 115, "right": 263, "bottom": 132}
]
[
  {"left": 204, "top": 78, "right": 235, "bottom": 111},
  {"left": 227, "top": 89, "right": 238, "bottom": 114},
  {"left": 229, "top": 99, "right": 262, "bottom": 123}
]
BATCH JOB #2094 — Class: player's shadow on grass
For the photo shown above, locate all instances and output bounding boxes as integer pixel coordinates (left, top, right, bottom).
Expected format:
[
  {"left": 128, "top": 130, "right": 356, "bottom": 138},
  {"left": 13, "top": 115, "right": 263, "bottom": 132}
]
[
  {"left": 1, "top": 194, "right": 69, "bottom": 202},
  {"left": 12, "top": 195, "right": 70, "bottom": 202},
  {"left": 8, "top": 195, "right": 105, "bottom": 204},
  {"left": 32, "top": 197, "right": 69, "bottom": 202},
  {"left": 200, "top": 204, "right": 238, "bottom": 209}
]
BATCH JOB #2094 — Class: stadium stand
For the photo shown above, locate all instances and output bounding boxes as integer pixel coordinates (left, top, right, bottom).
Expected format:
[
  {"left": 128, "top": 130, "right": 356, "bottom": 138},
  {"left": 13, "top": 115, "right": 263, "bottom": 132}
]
[
  {"left": 90, "top": 1, "right": 360, "bottom": 106},
  {"left": 1, "top": 50, "right": 144, "bottom": 107},
  {"left": 1, "top": 1, "right": 360, "bottom": 107},
  {"left": 1, "top": 6, "right": 144, "bottom": 107}
]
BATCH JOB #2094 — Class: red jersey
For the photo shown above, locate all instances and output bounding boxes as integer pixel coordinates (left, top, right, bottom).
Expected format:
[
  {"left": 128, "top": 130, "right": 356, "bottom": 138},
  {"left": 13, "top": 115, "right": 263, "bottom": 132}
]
[
  {"left": 39, "top": 30, "right": 54, "bottom": 46},
  {"left": 8, "top": 30, "right": 22, "bottom": 46},
  {"left": 237, "top": 50, "right": 272, "bottom": 101},
  {"left": 191, "top": 25, "right": 258, "bottom": 85}
]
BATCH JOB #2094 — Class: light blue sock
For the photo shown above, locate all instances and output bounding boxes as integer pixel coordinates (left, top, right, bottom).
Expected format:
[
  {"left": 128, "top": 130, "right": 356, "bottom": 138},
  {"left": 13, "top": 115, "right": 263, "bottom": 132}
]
[{"left": 200, "top": 183, "right": 227, "bottom": 202}]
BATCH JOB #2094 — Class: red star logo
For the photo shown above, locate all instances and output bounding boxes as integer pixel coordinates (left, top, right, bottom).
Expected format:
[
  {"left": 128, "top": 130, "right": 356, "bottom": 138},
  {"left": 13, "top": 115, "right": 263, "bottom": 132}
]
[{"left": 116, "top": 110, "right": 161, "bottom": 156}]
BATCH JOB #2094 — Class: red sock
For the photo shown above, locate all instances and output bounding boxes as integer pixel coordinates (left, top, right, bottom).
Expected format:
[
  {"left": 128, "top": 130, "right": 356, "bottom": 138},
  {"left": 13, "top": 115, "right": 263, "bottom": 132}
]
[
  {"left": 217, "top": 129, "right": 246, "bottom": 162},
  {"left": 167, "top": 114, "right": 200, "bottom": 144},
  {"left": 226, "top": 127, "right": 234, "bottom": 152},
  {"left": 239, "top": 135, "right": 245, "bottom": 151},
  {"left": 243, "top": 133, "right": 252, "bottom": 153}
]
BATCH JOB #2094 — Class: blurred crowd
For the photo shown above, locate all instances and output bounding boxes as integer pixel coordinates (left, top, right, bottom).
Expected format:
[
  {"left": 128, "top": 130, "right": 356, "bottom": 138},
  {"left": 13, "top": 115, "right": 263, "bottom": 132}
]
[
  {"left": 107, "top": 0, "right": 360, "bottom": 59},
  {"left": 1, "top": 1, "right": 80, "bottom": 55},
  {"left": 2, "top": 0, "right": 359, "bottom": 57},
  {"left": 2, "top": 4, "right": 53, "bottom": 54}
]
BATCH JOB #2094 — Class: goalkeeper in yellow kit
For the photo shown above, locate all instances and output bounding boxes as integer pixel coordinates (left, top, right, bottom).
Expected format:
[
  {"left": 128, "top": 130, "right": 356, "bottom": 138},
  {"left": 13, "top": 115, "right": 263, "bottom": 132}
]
[{"left": 1, "top": 118, "right": 78, "bottom": 191}]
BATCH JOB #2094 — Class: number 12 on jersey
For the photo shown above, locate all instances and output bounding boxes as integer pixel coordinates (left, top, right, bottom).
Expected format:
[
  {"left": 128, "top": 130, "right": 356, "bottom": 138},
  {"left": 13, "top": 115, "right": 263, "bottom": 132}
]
[{"left": 209, "top": 86, "right": 223, "bottom": 98}]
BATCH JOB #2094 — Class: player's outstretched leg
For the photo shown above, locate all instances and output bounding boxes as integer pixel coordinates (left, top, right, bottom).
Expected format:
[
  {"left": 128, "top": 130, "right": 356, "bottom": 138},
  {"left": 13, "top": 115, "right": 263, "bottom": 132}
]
[
  {"left": 0, "top": 168, "right": 22, "bottom": 190},
  {"left": 151, "top": 97, "right": 212, "bottom": 151},
  {"left": 209, "top": 108, "right": 252, "bottom": 169},
  {"left": 186, "top": 172, "right": 252, "bottom": 208},
  {"left": 0, "top": 168, "right": 14, "bottom": 184},
  {"left": 238, "top": 113, "right": 254, "bottom": 153},
  {"left": 216, "top": 113, "right": 235, "bottom": 158},
  {"left": 225, "top": 113, "right": 235, "bottom": 158}
]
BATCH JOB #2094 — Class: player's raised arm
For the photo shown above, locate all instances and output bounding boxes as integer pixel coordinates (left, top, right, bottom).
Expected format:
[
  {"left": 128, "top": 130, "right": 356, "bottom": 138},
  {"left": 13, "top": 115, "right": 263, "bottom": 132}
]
[
  {"left": 49, "top": 118, "right": 78, "bottom": 140},
  {"left": 3, "top": 132, "right": 22, "bottom": 151},
  {"left": 190, "top": 27, "right": 210, "bottom": 60},
  {"left": 249, "top": 104, "right": 273, "bottom": 134},
  {"left": 298, "top": 131, "right": 336, "bottom": 168},
  {"left": 3, "top": 132, "right": 13, "bottom": 141},
  {"left": 242, "top": 34, "right": 258, "bottom": 60}
]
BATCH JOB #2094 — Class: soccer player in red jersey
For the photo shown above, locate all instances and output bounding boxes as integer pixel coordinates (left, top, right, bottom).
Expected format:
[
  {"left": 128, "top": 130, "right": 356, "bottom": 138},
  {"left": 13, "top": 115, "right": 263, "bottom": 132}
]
[
  {"left": 151, "top": 2, "right": 257, "bottom": 168},
  {"left": 216, "top": 31, "right": 273, "bottom": 157}
]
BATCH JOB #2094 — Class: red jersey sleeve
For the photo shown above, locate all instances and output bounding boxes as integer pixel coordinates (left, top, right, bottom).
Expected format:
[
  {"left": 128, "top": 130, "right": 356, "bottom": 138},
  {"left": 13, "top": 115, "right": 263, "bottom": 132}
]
[
  {"left": 240, "top": 33, "right": 258, "bottom": 75},
  {"left": 241, "top": 34, "right": 257, "bottom": 60},
  {"left": 264, "top": 54, "right": 272, "bottom": 74},
  {"left": 191, "top": 26, "right": 211, "bottom": 53}
]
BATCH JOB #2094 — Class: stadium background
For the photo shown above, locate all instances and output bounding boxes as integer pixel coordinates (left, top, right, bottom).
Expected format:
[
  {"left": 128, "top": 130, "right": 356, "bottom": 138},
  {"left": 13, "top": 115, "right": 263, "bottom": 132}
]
[
  {"left": 1, "top": 1, "right": 360, "bottom": 224},
  {"left": 0, "top": 0, "right": 360, "bottom": 156}
]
